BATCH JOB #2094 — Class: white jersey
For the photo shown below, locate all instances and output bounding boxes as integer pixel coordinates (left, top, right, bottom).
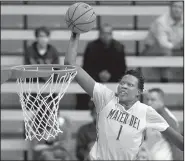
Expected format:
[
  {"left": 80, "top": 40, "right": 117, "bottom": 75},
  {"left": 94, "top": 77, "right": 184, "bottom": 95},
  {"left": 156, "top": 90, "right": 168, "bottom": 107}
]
[
  {"left": 145, "top": 107, "right": 179, "bottom": 160},
  {"left": 89, "top": 83, "right": 169, "bottom": 160}
]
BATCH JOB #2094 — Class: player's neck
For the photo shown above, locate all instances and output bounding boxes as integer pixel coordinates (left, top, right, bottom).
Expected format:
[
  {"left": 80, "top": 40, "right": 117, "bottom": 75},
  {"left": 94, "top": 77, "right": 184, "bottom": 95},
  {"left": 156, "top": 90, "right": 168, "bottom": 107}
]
[{"left": 119, "top": 99, "right": 138, "bottom": 110}]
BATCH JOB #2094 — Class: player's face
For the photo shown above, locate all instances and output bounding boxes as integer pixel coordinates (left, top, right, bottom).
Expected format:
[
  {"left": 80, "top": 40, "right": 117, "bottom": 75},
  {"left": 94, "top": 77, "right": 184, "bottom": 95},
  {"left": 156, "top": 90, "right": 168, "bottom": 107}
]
[
  {"left": 146, "top": 92, "right": 164, "bottom": 111},
  {"left": 170, "top": 1, "right": 183, "bottom": 20},
  {"left": 36, "top": 31, "right": 50, "bottom": 47},
  {"left": 117, "top": 75, "right": 140, "bottom": 103}
]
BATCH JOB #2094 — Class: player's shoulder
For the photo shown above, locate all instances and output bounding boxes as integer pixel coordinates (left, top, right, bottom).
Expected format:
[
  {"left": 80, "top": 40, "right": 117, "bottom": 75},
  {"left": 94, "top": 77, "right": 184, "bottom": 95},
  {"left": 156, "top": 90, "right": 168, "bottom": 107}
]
[
  {"left": 94, "top": 82, "right": 115, "bottom": 101},
  {"left": 95, "top": 82, "right": 113, "bottom": 93},
  {"left": 137, "top": 102, "right": 152, "bottom": 113},
  {"left": 131, "top": 102, "right": 150, "bottom": 118},
  {"left": 94, "top": 82, "right": 102, "bottom": 88},
  {"left": 138, "top": 101, "right": 150, "bottom": 108}
]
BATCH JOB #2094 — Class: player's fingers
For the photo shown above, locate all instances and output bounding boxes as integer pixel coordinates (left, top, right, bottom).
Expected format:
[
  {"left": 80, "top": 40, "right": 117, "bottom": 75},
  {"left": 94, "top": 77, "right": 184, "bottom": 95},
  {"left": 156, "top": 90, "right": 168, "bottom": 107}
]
[{"left": 72, "top": 32, "right": 80, "bottom": 38}]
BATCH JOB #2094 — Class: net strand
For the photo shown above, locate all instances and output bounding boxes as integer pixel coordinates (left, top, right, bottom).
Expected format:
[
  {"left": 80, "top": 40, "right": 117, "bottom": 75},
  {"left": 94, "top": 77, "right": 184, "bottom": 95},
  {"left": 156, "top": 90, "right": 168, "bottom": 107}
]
[{"left": 16, "top": 68, "right": 77, "bottom": 141}]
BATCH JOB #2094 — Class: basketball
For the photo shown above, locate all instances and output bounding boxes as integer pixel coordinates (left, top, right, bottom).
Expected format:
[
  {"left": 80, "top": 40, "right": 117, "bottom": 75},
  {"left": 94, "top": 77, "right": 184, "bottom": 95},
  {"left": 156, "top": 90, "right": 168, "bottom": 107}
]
[{"left": 65, "top": 2, "right": 96, "bottom": 33}]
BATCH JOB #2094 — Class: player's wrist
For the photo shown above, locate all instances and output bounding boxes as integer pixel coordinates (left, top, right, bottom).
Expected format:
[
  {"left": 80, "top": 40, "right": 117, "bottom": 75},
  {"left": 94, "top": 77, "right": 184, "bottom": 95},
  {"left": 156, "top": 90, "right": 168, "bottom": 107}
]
[{"left": 71, "top": 32, "right": 80, "bottom": 39}]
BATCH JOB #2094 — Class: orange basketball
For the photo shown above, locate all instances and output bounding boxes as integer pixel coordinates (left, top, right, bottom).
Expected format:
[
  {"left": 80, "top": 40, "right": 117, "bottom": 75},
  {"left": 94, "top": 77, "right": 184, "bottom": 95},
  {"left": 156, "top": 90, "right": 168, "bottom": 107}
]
[{"left": 65, "top": 2, "right": 96, "bottom": 33}]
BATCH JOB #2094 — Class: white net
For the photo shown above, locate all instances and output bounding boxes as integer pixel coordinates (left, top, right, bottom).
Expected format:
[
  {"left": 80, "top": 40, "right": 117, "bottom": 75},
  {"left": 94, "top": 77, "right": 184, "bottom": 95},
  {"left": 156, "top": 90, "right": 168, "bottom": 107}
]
[{"left": 15, "top": 67, "right": 77, "bottom": 141}]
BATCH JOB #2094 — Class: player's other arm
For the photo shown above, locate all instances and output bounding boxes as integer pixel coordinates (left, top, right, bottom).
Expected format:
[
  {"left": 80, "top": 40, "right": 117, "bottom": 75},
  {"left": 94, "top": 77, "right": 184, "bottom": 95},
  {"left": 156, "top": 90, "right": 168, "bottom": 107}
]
[
  {"left": 159, "top": 109, "right": 183, "bottom": 151},
  {"left": 161, "top": 127, "right": 183, "bottom": 151},
  {"left": 146, "top": 106, "right": 184, "bottom": 151},
  {"left": 64, "top": 32, "right": 95, "bottom": 97}
]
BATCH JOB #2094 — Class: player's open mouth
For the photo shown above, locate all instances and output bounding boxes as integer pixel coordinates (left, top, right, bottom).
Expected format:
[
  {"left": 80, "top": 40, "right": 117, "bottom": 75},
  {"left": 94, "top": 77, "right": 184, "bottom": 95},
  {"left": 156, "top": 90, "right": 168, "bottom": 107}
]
[{"left": 118, "top": 91, "right": 127, "bottom": 95}]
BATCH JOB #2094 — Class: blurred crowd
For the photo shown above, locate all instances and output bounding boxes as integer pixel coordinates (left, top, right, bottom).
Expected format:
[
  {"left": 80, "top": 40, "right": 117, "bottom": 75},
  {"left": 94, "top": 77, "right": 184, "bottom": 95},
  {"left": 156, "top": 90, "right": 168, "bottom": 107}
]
[{"left": 23, "top": 1, "right": 183, "bottom": 160}]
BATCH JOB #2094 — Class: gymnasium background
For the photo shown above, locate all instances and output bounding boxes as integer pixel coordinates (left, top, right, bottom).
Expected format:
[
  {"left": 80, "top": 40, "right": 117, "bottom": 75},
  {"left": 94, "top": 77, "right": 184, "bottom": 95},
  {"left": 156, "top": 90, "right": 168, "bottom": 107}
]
[{"left": 1, "top": 1, "right": 184, "bottom": 160}]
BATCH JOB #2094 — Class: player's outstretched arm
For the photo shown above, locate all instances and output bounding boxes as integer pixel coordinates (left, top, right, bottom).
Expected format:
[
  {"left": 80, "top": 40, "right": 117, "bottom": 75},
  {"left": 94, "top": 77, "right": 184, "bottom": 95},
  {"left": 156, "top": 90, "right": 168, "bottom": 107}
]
[
  {"left": 64, "top": 32, "right": 95, "bottom": 98},
  {"left": 161, "top": 127, "right": 184, "bottom": 151}
]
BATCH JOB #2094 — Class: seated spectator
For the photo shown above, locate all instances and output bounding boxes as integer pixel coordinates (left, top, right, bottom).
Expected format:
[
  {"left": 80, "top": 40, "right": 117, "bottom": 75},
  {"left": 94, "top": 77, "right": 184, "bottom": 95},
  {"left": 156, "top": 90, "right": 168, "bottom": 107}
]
[
  {"left": 25, "top": 26, "right": 59, "bottom": 66},
  {"left": 76, "top": 23, "right": 127, "bottom": 110},
  {"left": 142, "top": 1, "right": 183, "bottom": 82},
  {"left": 33, "top": 114, "right": 74, "bottom": 160},
  {"left": 76, "top": 100, "right": 97, "bottom": 161},
  {"left": 144, "top": 88, "right": 181, "bottom": 160}
]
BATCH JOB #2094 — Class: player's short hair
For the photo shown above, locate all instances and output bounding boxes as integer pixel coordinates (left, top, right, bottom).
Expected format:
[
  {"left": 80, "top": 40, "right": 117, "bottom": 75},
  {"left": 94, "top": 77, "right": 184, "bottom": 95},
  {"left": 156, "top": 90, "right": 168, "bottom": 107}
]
[
  {"left": 35, "top": 26, "right": 50, "bottom": 38},
  {"left": 125, "top": 69, "right": 144, "bottom": 92},
  {"left": 148, "top": 88, "right": 165, "bottom": 99}
]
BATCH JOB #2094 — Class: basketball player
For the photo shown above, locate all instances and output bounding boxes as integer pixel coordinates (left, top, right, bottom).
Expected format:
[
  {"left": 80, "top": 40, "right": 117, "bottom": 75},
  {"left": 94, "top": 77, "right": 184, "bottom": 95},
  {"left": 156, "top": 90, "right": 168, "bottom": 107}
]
[{"left": 64, "top": 32, "right": 184, "bottom": 160}]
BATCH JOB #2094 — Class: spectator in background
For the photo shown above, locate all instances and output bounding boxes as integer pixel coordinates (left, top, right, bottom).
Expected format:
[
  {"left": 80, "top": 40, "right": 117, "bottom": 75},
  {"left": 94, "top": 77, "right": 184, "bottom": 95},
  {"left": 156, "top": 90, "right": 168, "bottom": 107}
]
[
  {"left": 144, "top": 88, "right": 181, "bottom": 160},
  {"left": 76, "top": 100, "right": 97, "bottom": 161},
  {"left": 33, "top": 114, "right": 74, "bottom": 161},
  {"left": 76, "top": 23, "right": 127, "bottom": 110},
  {"left": 142, "top": 1, "right": 183, "bottom": 82},
  {"left": 25, "top": 26, "right": 59, "bottom": 65}
]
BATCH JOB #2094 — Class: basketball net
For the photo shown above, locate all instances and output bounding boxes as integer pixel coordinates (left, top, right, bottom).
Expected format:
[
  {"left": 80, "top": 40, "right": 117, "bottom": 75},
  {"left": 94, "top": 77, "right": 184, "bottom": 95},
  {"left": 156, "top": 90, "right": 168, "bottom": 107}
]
[{"left": 16, "top": 68, "right": 77, "bottom": 141}]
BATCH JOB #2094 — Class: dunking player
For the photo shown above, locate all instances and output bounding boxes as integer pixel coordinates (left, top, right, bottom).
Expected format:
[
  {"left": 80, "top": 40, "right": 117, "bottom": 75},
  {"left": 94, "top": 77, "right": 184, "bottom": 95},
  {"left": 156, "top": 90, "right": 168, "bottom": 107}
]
[{"left": 64, "top": 32, "right": 183, "bottom": 160}]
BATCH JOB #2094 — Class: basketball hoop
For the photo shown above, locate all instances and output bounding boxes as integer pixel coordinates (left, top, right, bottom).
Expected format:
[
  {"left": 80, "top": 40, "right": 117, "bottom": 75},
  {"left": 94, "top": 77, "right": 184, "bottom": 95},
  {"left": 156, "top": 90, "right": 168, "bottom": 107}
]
[{"left": 11, "top": 64, "right": 77, "bottom": 141}]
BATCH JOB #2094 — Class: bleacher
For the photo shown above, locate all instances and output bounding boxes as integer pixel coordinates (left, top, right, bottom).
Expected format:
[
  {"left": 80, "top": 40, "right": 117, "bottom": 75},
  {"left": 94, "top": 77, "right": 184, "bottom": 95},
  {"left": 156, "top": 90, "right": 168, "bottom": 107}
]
[{"left": 1, "top": 1, "right": 183, "bottom": 160}]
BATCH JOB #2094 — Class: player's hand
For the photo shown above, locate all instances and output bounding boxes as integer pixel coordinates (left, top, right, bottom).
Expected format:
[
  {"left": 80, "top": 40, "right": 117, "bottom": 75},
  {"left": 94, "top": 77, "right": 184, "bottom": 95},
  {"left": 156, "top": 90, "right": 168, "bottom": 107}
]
[
  {"left": 71, "top": 32, "right": 80, "bottom": 39},
  {"left": 99, "top": 70, "right": 111, "bottom": 82},
  {"left": 69, "top": 32, "right": 80, "bottom": 49}
]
